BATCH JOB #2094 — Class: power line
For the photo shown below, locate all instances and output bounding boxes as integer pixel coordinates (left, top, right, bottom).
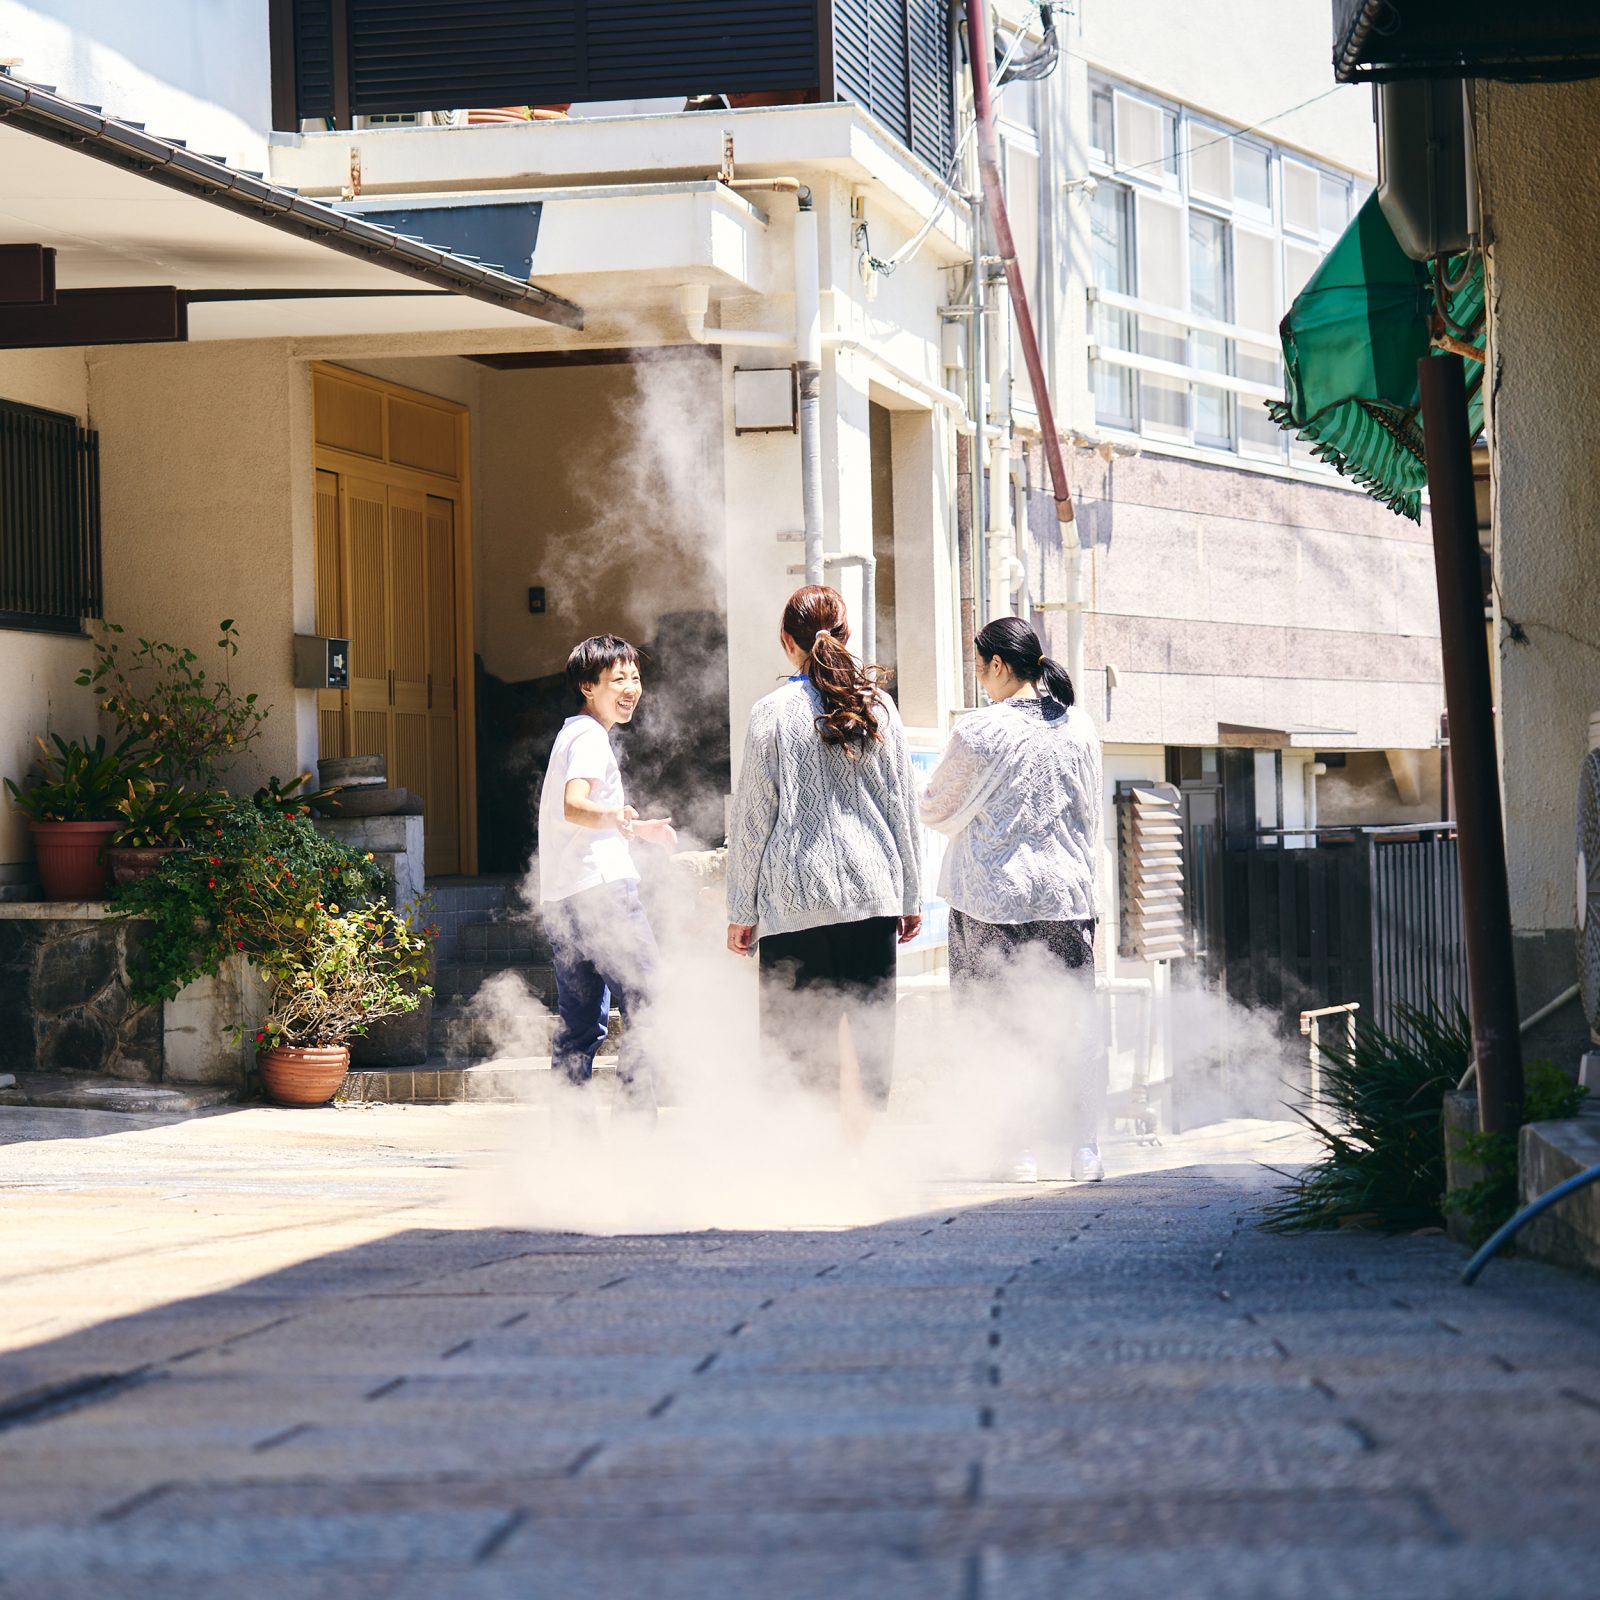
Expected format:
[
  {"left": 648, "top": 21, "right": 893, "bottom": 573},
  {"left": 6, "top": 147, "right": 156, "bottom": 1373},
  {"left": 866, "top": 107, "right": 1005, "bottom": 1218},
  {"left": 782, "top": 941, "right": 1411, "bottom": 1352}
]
[{"left": 1108, "top": 85, "right": 1350, "bottom": 181}]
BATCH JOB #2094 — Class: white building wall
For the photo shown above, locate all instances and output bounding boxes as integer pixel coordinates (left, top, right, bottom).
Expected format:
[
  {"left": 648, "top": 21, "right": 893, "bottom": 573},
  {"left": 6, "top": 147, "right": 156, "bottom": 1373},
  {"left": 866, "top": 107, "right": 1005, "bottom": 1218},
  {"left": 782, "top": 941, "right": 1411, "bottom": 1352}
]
[{"left": 0, "top": 1, "right": 272, "bottom": 170}]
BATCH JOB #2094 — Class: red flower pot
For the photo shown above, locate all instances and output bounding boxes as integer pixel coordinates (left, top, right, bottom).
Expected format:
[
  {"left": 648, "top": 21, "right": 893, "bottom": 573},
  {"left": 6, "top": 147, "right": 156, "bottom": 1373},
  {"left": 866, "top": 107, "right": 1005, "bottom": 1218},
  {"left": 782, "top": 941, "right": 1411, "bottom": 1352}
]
[
  {"left": 30, "top": 820, "right": 119, "bottom": 901},
  {"left": 259, "top": 1045, "right": 351, "bottom": 1107}
]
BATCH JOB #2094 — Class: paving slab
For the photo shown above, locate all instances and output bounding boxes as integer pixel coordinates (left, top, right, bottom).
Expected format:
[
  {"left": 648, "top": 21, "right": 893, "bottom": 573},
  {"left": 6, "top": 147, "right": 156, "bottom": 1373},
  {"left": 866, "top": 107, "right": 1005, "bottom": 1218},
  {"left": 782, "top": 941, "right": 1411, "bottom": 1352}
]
[{"left": 3, "top": 1102, "right": 1600, "bottom": 1595}]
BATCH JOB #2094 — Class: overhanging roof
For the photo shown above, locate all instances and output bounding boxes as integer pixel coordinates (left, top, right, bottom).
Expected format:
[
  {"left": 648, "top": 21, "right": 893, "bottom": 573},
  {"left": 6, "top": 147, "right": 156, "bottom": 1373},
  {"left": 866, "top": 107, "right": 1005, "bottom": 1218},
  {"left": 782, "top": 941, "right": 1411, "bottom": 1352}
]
[
  {"left": 0, "top": 72, "right": 583, "bottom": 340},
  {"left": 1333, "top": 0, "right": 1600, "bottom": 84}
]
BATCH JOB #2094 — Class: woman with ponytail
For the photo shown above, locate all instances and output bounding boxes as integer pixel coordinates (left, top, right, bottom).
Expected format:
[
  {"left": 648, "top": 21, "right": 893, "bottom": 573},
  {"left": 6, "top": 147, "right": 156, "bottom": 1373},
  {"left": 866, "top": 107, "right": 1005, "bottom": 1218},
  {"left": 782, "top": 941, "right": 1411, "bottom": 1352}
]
[
  {"left": 920, "top": 616, "right": 1105, "bottom": 1181},
  {"left": 726, "top": 586, "right": 922, "bottom": 1115}
]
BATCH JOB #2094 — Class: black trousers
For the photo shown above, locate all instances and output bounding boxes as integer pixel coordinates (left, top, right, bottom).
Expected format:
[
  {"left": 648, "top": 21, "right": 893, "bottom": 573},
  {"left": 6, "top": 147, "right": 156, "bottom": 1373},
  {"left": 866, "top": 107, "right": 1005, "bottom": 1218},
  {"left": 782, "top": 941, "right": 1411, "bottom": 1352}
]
[{"left": 758, "top": 916, "right": 899, "bottom": 1107}]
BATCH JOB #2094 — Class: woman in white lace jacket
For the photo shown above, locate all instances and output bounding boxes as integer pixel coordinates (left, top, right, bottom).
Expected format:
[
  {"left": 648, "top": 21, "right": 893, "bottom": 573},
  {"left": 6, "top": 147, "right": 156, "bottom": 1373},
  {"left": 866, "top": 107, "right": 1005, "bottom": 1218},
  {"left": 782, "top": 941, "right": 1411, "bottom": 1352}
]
[{"left": 919, "top": 616, "right": 1105, "bottom": 1178}]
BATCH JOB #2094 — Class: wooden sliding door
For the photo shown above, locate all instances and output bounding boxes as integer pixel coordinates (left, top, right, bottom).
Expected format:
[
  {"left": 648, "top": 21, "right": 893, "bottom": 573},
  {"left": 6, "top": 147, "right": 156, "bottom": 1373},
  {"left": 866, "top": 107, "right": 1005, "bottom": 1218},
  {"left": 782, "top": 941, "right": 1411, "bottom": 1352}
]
[{"left": 311, "top": 365, "right": 475, "bottom": 877}]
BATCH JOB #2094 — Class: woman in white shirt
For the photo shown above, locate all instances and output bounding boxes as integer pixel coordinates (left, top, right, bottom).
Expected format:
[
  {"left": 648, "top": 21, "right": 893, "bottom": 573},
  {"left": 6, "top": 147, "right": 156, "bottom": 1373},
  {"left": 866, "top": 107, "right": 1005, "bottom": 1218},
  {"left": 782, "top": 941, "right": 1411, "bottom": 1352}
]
[{"left": 919, "top": 617, "right": 1105, "bottom": 1180}]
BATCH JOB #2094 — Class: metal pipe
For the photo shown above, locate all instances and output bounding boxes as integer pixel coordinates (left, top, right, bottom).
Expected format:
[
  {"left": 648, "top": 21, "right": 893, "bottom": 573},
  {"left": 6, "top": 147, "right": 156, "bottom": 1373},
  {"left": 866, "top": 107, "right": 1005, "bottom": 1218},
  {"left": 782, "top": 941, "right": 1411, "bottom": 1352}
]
[
  {"left": 679, "top": 283, "right": 792, "bottom": 350},
  {"left": 822, "top": 333, "right": 976, "bottom": 433},
  {"left": 786, "top": 551, "right": 876, "bottom": 664},
  {"left": 794, "top": 193, "right": 824, "bottom": 588},
  {"left": 962, "top": 0, "right": 1074, "bottom": 532},
  {"left": 1419, "top": 352, "right": 1523, "bottom": 1136},
  {"left": 1460, "top": 1160, "right": 1600, "bottom": 1285},
  {"left": 1456, "top": 983, "right": 1584, "bottom": 1091}
]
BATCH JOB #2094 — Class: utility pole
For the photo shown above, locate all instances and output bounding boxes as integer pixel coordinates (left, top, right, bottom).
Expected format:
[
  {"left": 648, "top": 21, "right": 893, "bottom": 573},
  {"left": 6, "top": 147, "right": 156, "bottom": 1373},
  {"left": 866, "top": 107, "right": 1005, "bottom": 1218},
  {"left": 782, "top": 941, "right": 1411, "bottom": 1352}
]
[{"left": 1418, "top": 351, "right": 1523, "bottom": 1135}]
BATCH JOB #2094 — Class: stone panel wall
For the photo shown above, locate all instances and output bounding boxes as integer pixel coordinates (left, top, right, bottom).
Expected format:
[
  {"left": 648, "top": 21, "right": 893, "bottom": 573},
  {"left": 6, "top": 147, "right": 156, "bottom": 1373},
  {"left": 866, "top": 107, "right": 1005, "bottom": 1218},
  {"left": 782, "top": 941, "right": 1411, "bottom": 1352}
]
[{"left": 0, "top": 916, "right": 163, "bottom": 1080}]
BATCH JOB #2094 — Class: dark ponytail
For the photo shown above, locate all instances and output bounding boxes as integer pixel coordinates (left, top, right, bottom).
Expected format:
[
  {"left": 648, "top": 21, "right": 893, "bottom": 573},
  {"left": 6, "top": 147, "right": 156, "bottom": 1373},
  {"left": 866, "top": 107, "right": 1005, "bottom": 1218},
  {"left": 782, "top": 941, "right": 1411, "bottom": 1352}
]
[
  {"left": 782, "top": 584, "right": 888, "bottom": 753},
  {"left": 974, "top": 616, "right": 1074, "bottom": 707}
]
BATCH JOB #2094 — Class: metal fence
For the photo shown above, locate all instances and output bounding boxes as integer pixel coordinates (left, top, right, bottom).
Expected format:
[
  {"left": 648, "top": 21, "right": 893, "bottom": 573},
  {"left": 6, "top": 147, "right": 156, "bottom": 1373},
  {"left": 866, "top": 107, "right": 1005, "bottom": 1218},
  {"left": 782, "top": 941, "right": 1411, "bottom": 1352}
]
[
  {"left": 0, "top": 398, "right": 102, "bottom": 634},
  {"left": 1223, "top": 824, "right": 1466, "bottom": 1037}
]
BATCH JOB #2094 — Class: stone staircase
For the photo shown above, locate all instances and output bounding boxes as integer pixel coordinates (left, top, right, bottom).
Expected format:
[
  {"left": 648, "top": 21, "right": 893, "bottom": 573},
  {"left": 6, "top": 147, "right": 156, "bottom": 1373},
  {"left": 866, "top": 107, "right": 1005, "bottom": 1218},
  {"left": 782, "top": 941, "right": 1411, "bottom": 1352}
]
[{"left": 340, "top": 876, "right": 619, "bottom": 1104}]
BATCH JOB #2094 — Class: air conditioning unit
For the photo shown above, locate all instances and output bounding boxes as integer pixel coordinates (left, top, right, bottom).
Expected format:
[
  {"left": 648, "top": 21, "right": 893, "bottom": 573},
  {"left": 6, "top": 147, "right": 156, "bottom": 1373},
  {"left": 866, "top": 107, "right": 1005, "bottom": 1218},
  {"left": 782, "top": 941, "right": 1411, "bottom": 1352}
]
[
  {"left": 1116, "top": 780, "right": 1188, "bottom": 962},
  {"left": 1577, "top": 711, "right": 1600, "bottom": 1045},
  {"left": 353, "top": 110, "right": 466, "bottom": 130}
]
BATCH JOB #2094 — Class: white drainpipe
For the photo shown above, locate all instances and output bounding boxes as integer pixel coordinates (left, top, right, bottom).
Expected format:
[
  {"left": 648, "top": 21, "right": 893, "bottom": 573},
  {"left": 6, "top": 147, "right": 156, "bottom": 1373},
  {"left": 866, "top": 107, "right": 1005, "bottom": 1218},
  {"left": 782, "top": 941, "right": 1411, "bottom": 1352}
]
[{"left": 985, "top": 279, "right": 1021, "bottom": 617}]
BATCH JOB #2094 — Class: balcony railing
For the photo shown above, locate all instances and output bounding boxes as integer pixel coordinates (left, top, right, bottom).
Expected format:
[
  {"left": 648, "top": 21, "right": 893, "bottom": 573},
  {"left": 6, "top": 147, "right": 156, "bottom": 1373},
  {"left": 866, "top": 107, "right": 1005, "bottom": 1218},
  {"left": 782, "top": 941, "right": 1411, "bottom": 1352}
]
[{"left": 271, "top": 1, "right": 953, "bottom": 174}]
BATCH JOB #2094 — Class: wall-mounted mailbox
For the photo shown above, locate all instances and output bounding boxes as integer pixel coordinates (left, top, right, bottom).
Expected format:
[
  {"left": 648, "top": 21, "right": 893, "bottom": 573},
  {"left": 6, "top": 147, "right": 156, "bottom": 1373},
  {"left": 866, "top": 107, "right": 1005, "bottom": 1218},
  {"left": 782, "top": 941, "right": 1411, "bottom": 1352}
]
[{"left": 294, "top": 634, "right": 350, "bottom": 690}]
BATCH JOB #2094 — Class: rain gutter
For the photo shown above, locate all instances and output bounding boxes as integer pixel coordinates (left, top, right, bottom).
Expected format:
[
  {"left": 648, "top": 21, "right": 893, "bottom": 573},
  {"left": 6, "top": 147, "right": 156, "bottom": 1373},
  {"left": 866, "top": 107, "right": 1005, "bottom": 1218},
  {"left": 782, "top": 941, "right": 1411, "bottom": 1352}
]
[{"left": 0, "top": 72, "right": 584, "bottom": 330}]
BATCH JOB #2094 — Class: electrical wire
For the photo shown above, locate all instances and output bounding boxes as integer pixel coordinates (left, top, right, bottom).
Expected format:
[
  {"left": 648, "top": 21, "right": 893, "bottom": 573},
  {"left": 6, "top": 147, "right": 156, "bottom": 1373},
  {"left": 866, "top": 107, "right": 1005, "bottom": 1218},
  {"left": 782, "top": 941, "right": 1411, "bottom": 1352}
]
[
  {"left": 853, "top": 23, "right": 1035, "bottom": 281},
  {"left": 1110, "top": 85, "right": 1348, "bottom": 182}
]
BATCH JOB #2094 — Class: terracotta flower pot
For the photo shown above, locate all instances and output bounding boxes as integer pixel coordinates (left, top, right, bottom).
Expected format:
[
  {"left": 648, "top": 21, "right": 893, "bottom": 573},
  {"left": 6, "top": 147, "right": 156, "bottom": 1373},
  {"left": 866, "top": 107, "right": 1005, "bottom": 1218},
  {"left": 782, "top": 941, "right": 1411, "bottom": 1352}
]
[
  {"left": 466, "top": 106, "right": 533, "bottom": 124},
  {"left": 259, "top": 1045, "right": 351, "bottom": 1107},
  {"left": 30, "top": 819, "right": 119, "bottom": 900},
  {"left": 107, "top": 844, "right": 187, "bottom": 887}
]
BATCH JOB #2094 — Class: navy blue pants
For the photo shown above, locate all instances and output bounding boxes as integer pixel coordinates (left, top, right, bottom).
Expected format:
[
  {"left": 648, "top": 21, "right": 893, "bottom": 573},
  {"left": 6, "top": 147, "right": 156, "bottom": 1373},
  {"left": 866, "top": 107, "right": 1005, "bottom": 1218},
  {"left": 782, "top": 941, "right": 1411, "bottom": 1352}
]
[{"left": 543, "top": 880, "right": 659, "bottom": 1110}]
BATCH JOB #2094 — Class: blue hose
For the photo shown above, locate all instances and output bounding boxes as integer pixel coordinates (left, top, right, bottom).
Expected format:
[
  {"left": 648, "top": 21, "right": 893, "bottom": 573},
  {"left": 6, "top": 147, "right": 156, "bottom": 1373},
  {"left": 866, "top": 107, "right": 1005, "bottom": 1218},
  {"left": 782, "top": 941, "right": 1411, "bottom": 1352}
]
[{"left": 1460, "top": 1161, "right": 1600, "bottom": 1285}]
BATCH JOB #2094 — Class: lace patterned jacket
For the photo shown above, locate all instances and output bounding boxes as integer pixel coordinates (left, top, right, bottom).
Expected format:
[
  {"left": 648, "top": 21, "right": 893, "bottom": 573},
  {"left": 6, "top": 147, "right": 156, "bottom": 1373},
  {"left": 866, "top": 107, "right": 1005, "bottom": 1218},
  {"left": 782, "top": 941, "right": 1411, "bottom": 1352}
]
[
  {"left": 918, "top": 697, "right": 1102, "bottom": 925},
  {"left": 726, "top": 679, "right": 923, "bottom": 938}
]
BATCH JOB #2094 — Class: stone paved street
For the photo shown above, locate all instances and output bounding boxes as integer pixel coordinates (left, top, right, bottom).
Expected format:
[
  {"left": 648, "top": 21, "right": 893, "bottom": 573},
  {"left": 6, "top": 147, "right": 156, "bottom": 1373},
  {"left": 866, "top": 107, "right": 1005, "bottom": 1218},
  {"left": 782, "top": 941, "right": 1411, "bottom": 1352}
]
[{"left": 4, "top": 1104, "right": 1600, "bottom": 1598}]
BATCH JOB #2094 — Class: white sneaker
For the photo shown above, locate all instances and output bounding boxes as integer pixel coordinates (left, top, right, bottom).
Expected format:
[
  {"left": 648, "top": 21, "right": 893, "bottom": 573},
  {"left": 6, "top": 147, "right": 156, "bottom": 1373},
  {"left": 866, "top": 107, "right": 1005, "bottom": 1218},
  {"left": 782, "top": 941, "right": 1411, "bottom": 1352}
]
[
  {"left": 1008, "top": 1151, "right": 1039, "bottom": 1184},
  {"left": 1071, "top": 1144, "right": 1104, "bottom": 1182}
]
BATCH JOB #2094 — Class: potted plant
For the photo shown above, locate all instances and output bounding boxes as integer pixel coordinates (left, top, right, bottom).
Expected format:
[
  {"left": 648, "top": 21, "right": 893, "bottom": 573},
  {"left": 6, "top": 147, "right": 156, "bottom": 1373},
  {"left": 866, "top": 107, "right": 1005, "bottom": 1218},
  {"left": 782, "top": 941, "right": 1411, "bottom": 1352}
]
[
  {"left": 249, "top": 902, "right": 433, "bottom": 1106},
  {"left": 106, "top": 777, "right": 227, "bottom": 886},
  {"left": 4, "top": 733, "right": 148, "bottom": 900}
]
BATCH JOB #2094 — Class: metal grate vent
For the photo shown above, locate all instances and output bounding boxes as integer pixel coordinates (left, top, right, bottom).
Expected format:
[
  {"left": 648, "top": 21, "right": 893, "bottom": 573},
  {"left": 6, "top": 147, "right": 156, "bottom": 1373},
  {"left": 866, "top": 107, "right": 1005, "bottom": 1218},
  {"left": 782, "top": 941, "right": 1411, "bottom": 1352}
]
[
  {"left": 0, "top": 399, "right": 102, "bottom": 635},
  {"left": 1117, "top": 780, "right": 1188, "bottom": 962}
]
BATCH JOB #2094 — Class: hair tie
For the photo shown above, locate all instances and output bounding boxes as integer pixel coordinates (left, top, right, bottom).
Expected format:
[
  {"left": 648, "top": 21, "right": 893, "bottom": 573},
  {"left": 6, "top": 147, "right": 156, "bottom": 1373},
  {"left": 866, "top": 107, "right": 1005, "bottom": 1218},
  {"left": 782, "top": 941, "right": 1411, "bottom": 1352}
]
[
  {"left": 816, "top": 626, "right": 833, "bottom": 638},
  {"left": 1037, "top": 654, "right": 1045, "bottom": 668}
]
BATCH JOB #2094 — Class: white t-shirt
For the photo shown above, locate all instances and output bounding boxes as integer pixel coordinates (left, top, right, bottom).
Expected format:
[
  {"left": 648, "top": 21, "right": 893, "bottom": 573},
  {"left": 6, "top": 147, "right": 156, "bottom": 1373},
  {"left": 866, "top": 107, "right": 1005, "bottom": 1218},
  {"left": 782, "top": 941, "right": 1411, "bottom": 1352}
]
[{"left": 537, "top": 715, "right": 639, "bottom": 903}]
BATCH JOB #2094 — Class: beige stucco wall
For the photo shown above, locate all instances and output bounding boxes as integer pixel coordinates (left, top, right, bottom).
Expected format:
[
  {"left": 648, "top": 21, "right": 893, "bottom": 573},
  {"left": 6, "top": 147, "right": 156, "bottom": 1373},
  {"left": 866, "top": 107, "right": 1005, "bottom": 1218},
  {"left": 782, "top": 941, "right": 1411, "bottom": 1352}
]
[
  {"left": 1475, "top": 78, "right": 1600, "bottom": 1035},
  {"left": 0, "top": 350, "right": 97, "bottom": 875},
  {"left": 477, "top": 358, "right": 725, "bottom": 688},
  {"left": 89, "top": 339, "right": 313, "bottom": 793}
]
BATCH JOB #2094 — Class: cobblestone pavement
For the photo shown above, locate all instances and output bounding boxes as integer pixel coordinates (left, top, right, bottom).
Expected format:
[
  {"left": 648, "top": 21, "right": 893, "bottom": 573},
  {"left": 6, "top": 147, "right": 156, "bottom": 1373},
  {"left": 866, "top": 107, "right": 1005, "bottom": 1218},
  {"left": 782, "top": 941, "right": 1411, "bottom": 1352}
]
[{"left": 3, "top": 1103, "right": 1600, "bottom": 1598}]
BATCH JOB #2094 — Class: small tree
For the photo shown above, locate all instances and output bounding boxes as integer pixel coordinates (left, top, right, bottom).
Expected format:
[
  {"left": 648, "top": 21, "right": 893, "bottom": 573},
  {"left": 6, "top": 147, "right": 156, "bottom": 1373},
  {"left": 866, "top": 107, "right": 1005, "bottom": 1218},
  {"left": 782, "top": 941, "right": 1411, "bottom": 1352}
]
[{"left": 79, "top": 619, "right": 269, "bottom": 791}]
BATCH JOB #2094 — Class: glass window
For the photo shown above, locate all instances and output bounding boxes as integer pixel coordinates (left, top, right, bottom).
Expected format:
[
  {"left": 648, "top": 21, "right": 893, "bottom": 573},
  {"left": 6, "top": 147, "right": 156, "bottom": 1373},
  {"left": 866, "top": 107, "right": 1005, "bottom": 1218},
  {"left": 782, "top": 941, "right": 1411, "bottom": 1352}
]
[
  {"left": 1284, "top": 240, "right": 1323, "bottom": 303},
  {"left": 1090, "top": 85, "right": 1113, "bottom": 160},
  {"left": 1090, "top": 181, "right": 1132, "bottom": 295},
  {"left": 1115, "top": 93, "right": 1178, "bottom": 180},
  {"left": 1136, "top": 192, "right": 1184, "bottom": 309},
  {"left": 1189, "top": 124, "right": 1232, "bottom": 204},
  {"left": 1234, "top": 139, "right": 1272, "bottom": 213},
  {"left": 1188, "top": 211, "right": 1230, "bottom": 323},
  {"left": 1283, "top": 160, "right": 1319, "bottom": 236},
  {"left": 1089, "top": 182, "right": 1134, "bottom": 427},
  {"left": 1319, "top": 172, "right": 1351, "bottom": 239},
  {"left": 1234, "top": 228, "right": 1278, "bottom": 337}
]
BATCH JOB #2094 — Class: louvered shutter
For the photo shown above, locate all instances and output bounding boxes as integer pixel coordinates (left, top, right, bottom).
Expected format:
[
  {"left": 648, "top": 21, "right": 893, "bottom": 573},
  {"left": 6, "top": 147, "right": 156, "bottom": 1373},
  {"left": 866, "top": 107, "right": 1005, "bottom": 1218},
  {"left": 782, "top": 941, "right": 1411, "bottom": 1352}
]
[
  {"left": 1117, "top": 781, "right": 1189, "bottom": 962},
  {"left": 283, "top": 1, "right": 823, "bottom": 121},
  {"left": 906, "top": 0, "right": 953, "bottom": 173}
]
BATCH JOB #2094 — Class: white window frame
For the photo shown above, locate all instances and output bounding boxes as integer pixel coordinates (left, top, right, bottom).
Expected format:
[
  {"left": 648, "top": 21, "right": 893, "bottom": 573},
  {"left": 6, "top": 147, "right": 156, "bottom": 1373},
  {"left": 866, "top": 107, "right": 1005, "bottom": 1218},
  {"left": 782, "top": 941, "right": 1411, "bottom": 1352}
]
[{"left": 1083, "top": 72, "right": 1367, "bottom": 479}]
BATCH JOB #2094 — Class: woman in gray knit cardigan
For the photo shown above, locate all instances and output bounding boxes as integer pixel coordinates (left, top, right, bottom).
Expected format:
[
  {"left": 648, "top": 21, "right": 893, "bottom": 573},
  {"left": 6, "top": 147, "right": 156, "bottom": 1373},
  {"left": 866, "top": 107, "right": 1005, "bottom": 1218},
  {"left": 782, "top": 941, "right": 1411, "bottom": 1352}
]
[{"left": 725, "top": 585, "right": 923, "bottom": 1109}]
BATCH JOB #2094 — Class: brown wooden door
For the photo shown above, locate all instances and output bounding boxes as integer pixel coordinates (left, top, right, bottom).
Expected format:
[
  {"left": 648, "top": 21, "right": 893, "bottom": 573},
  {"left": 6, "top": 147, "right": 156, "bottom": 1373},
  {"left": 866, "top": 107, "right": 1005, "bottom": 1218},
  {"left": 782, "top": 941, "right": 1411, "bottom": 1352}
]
[
  {"left": 312, "top": 364, "right": 473, "bottom": 877},
  {"left": 425, "top": 495, "right": 460, "bottom": 874},
  {"left": 342, "top": 473, "right": 394, "bottom": 779}
]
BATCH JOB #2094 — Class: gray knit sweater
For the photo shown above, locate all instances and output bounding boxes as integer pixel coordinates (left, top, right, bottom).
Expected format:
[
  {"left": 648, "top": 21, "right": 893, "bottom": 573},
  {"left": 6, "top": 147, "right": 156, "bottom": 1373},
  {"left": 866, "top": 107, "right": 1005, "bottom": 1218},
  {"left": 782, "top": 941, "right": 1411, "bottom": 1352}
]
[{"left": 726, "top": 679, "right": 923, "bottom": 938}]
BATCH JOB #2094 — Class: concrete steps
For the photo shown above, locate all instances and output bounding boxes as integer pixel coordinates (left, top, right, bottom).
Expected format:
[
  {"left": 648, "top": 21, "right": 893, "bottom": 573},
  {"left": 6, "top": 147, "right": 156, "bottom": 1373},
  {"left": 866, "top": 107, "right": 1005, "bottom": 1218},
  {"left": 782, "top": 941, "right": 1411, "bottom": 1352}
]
[{"left": 338, "top": 1056, "right": 620, "bottom": 1105}]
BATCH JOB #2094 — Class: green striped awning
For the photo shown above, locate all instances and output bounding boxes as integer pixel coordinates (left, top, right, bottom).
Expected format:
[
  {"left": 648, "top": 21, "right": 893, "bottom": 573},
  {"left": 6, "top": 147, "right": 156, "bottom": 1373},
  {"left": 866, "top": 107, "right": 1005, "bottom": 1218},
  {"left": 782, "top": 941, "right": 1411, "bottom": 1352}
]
[{"left": 1267, "top": 193, "right": 1484, "bottom": 521}]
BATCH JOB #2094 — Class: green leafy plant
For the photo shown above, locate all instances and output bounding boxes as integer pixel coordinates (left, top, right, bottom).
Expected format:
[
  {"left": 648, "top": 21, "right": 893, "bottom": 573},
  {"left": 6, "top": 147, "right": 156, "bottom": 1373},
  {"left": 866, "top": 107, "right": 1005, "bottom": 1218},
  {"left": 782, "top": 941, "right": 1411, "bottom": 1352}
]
[
  {"left": 112, "top": 792, "right": 387, "bottom": 1004},
  {"left": 109, "top": 777, "right": 228, "bottom": 848},
  {"left": 1263, "top": 1003, "right": 1471, "bottom": 1233},
  {"left": 252, "top": 771, "right": 339, "bottom": 819},
  {"left": 244, "top": 902, "right": 432, "bottom": 1049},
  {"left": 1445, "top": 1061, "right": 1590, "bottom": 1247},
  {"left": 78, "top": 619, "right": 269, "bottom": 790},
  {"left": 4, "top": 733, "right": 152, "bottom": 822}
]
